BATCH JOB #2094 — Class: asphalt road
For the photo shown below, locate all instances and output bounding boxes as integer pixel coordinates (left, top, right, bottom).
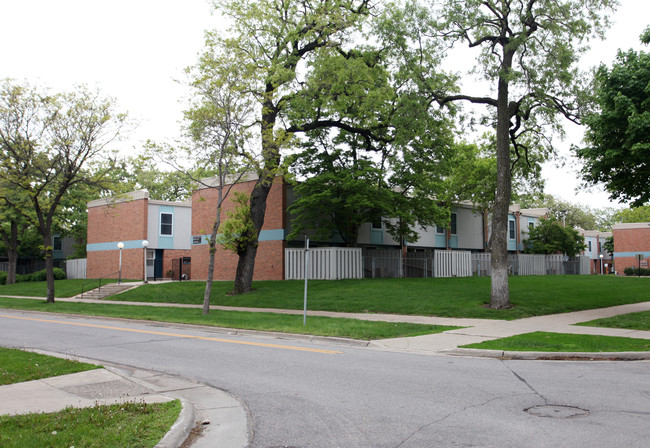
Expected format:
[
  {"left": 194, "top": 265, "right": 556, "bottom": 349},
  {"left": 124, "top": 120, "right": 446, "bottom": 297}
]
[{"left": 1, "top": 309, "right": 649, "bottom": 447}]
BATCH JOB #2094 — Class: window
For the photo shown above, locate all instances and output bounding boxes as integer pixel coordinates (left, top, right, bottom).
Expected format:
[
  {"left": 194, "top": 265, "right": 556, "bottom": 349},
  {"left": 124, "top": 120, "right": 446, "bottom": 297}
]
[
  {"left": 435, "top": 225, "right": 444, "bottom": 234},
  {"left": 450, "top": 213, "right": 457, "bottom": 235},
  {"left": 160, "top": 212, "right": 173, "bottom": 236},
  {"left": 598, "top": 242, "right": 602, "bottom": 253},
  {"left": 371, "top": 219, "right": 382, "bottom": 230},
  {"left": 528, "top": 222, "right": 535, "bottom": 230},
  {"left": 588, "top": 241, "right": 592, "bottom": 252},
  {"left": 53, "top": 235, "right": 62, "bottom": 251},
  {"left": 508, "top": 220, "right": 516, "bottom": 240}
]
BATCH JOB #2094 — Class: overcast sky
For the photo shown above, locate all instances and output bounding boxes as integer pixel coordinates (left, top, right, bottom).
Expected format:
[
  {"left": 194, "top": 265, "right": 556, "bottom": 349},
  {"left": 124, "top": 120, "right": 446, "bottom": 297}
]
[{"left": 1, "top": 0, "right": 648, "bottom": 210}]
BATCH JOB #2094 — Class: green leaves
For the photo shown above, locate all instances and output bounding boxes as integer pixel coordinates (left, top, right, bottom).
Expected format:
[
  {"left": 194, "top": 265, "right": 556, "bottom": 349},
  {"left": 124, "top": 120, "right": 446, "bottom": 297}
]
[
  {"left": 578, "top": 43, "right": 650, "bottom": 206},
  {"left": 523, "top": 218, "right": 586, "bottom": 257}
]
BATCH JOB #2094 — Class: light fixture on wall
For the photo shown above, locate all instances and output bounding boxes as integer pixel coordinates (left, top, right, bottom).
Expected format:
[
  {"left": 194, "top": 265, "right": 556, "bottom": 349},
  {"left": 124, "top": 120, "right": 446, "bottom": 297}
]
[
  {"left": 142, "top": 240, "right": 149, "bottom": 284},
  {"left": 117, "top": 242, "right": 124, "bottom": 284}
]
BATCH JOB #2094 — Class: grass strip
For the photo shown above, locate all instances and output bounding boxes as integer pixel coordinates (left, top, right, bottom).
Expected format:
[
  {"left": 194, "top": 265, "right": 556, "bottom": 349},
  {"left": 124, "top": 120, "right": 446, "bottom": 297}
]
[
  {"left": 102, "top": 276, "right": 650, "bottom": 320},
  {"left": 460, "top": 331, "right": 650, "bottom": 352},
  {"left": 0, "top": 347, "right": 100, "bottom": 386},
  {"left": 578, "top": 311, "right": 650, "bottom": 331},
  {"left": 0, "top": 279, "right": 124, "bottom": 298},
  {"left": 0, "top": 400, "right": 181, "bottom": 448},
  {"left": 0, "top": 297, "right": 459, "bottom": 340}
]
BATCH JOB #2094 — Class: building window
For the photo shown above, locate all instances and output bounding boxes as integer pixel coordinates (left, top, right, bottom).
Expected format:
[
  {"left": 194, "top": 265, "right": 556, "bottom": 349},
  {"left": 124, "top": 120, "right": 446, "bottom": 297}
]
[
  {"left": 371, "top": 219, "right": 382, "bottom": 230},
  {"left": 588, "top": 241, "right": 592, "bottom": 252},
  {"left": 598, "top": 241, "right": 602, "bottom": 253},
  {"left": 450, "top": 213, "right": 457, "bottom": 235},
  {"left": 435, "top": 225, "right": 444, "bottom": 234},
  {"left": 528, "top": 222, "right": 535, "bottom": 230},
  {"left": 160, "top": 212, "right": 173, "bottom": 236},
  {"left": 508, "top": 220, "right": 516, "bottom": 240},
  {"left": 53, "top": 235, "right": 62, "bottom": 251}
]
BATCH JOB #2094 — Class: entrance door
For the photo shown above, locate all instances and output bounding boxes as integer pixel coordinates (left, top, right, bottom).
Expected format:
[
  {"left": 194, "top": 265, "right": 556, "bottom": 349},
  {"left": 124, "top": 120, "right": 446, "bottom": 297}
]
[{"left": 154, "top": 249, "right": 164, "bottom": 280}]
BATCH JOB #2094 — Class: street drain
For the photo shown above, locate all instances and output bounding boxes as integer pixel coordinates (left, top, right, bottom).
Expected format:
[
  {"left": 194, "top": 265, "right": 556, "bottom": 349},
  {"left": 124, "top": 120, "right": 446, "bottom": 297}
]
[{"left": 526, "top": 404, "right": 589, "bottom": 419}]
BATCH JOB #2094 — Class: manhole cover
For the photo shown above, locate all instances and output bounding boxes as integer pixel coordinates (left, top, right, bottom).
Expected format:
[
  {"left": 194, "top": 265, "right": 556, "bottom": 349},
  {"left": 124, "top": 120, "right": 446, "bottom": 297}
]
[{"left": 526, "top": 404, "right": 589, "bottom": 419}]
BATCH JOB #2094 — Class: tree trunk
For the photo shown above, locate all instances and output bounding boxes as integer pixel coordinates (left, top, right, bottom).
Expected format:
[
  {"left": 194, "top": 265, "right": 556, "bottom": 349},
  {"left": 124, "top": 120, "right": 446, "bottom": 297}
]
[
  {"left": 203, "top": 192, "right": 223, "bottom": 315},
  {"left": 232, "top": 176, "right": 272, "bottom": 294},
  {"left": 490, "top": 52, "right": 514, "bottom": 309},
  {"left": 43, "top": 231, "right": 55, "bottom": 303},
  {"left": 1, "top": 221, "right": 19, "bottom": 285}
]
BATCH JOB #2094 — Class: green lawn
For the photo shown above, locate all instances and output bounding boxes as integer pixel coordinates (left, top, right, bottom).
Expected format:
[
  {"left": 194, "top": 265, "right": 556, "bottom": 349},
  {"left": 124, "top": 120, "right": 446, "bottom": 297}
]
[
  {"left": 578, "top": 311, "right": 650, "bottom": 331},
  {"left": 0, "top": 297, "right": 457, "bottom": 340},
  {"left": 106, "top": 276, "right": 650, "bottom": 320},
  {"left": 0, "top": 400, "right": 181, "bottom": 448},
  {"left": 0, "top": 346, "right": 181, "bottom": 448},
  {"left": 0, "top": 279, "right": 123, "bottom": 298},
  {"left": 460, "top": 331, "right": 650, "bottom": 352}
]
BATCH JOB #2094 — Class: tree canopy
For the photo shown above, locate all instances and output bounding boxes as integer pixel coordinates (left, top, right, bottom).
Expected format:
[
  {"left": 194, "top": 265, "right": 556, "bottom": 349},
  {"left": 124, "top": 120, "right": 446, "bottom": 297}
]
[
  {"left": 523, "top": 219, "right": 586, "bottom": 257},
  {"left": 578, "top": 28, "right": 650, "bottom": 207},
  {"left": 0, "top": 80, "right": 125, "bottom": 302}
]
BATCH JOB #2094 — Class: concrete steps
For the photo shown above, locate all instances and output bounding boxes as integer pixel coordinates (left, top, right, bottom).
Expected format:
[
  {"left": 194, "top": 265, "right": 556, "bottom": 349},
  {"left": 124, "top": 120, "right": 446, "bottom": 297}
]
[{"left": 79, "top": 282, "right": 139, "bottom": 300}]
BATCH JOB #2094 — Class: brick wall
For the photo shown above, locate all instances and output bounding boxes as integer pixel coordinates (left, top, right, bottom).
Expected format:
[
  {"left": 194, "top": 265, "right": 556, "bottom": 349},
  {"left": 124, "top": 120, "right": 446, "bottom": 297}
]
[
  {"left": 87, "top": 198, "right": 148, "bottom": 279},
  {"left": 190, "top": 177, "right": 286, "bottom": 281},
  {"left": 87, "top": 199, "right": 148, "bottom": 244},
  {"left": 613, "top": 225, "right": 650, "bottom": 275}
]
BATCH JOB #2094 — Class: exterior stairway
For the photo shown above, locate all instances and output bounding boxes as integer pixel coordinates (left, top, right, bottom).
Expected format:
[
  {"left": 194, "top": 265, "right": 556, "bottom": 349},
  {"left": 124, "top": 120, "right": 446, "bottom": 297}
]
[{"left": 78, "top": 282, "right": 139, "bottom": 300}]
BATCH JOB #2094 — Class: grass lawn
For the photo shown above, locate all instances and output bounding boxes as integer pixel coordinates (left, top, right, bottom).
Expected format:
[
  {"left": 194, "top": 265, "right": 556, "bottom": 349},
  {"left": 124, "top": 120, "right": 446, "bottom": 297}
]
[
  {"left": 107, "top": 275, "right": 650, "bottom": 320},
  {"left": 0, "top": 400, "right": 181, "bottom": 448},
  {"left": 0, "top": 279, "right": 123, "bottom": 298},
  {"left": 460, "top": 331, "right": 650, "bottom": 352},
  {"left": 578, "top": 311, "right": 650, "bottom": 331},
  {"left": 0, "top": 347, "right": 99, "bottom": 385},
  {"left": 0, "top": 297, "right": 458, "bottom": 340},
  {"left": 0, "top": 346, "right": 181, "bottom": 448}
]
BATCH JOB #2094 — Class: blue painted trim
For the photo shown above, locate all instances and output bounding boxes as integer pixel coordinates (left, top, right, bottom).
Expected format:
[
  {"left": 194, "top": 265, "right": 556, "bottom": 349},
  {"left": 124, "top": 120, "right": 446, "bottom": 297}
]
[
  {"left": 87, "top": 240, "right": 149, "bottom": 252},
  {"left": 191, "top": 229, "right": 286, "bottom": 245},
  {"left": 158, "top": 236, "right": 173, "bottom": 249},
  {"left": 614, "top": 251, "right": 650, "bottom": 258}
]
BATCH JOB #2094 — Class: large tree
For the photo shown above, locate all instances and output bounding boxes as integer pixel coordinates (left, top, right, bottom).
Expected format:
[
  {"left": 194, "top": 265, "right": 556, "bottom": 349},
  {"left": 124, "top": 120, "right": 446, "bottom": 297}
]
[
  {"left": 208, "top": 0, "right": 373, "bottom": 294},
  {"left": 577, "top": 27, "right": 650, "bottom": 206},
  {"left": 387, "top": 0, "right": 615, "bottom": 308},
  {"left": 0, "top": 80, "right": 125, "bottom": 302}
]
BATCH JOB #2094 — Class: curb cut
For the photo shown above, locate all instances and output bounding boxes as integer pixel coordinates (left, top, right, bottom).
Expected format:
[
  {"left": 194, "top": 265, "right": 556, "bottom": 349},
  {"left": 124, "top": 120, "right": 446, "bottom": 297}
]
[
  {"left": 444, "top": 348, "right": 650, "bottom": 361},
  {"left": 155, "top": 398, "right": 195, "bottom": 448}
]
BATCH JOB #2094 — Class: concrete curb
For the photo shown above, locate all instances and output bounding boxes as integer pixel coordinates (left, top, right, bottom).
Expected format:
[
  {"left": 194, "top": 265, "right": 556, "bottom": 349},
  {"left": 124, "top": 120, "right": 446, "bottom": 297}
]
[
  {"left": 155, "top": 398, "right": 195, "bottom": 448},
  {"left": 444, "top": 348, "right": 650, "bottom": 361}
]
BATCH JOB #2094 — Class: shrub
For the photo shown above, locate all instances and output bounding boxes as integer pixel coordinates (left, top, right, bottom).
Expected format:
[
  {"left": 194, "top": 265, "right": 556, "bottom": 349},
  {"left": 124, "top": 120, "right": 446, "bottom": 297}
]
[
  {"left": 0, "top": 271, "right": 6, "bottom": 285},
  {"left": 14, "top": 268, "right": 67, "bottom": 283},
  {"left": 624, "top": 267, "right": 650, "bottom": 276}
]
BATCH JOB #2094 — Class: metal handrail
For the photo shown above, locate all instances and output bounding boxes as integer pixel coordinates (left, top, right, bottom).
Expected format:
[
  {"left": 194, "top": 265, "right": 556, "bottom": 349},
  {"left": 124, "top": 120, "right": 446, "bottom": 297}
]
[{"left": 80, "top": 271, "right": 120, "bottom": 299}]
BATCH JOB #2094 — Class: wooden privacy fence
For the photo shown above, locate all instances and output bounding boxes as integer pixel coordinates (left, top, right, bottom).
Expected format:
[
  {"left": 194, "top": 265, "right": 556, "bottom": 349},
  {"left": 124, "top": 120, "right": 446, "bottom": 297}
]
[
  {"left": 66, "top": 258, "right": 87, "bottom": 279},
  {"left": 285, "top": 247, "right": 363, "bottom": 280},
  {"left": 363, "top": 250, "right": 473, "bottom": 278}
]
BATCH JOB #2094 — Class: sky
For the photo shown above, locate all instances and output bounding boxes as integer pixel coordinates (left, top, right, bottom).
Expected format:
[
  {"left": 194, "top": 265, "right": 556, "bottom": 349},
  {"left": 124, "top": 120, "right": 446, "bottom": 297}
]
[{"left": 1, "top": 0, "right": 649, "bottom": 210}]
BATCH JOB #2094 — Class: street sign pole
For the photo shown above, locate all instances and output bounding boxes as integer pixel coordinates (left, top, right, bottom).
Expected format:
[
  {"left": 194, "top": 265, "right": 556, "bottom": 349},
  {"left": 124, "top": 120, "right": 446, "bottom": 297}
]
[{"left": 303, "top": 237, "right": 310, "bottom": 326}]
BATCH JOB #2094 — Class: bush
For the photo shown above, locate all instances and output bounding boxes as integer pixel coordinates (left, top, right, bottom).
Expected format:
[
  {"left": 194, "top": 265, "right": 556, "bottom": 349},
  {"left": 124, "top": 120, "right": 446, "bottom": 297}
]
[
  {"left": 11, "top": 268, "right": 67, "bottom": 283},
  {"left": 624, "top": 267, "right": 650, "bottom": 276},
  {"left": 0, "top": 271, "right": 6, "bottom": 285}
]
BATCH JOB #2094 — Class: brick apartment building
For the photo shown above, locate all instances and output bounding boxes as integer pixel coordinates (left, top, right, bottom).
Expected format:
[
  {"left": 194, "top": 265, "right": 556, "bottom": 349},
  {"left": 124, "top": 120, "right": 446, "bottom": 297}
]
[
  {"left": 612, "top": 223, "right": 650, "bottom": 275},
  {"left": 87, "top": 176, "right": 287, "bottom": 281}
]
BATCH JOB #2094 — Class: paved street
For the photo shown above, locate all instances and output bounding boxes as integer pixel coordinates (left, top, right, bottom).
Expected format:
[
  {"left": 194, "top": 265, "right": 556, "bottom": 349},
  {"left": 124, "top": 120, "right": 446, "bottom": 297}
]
[{"left": 1, "top": 309, "right": 649, "bottom": 447}]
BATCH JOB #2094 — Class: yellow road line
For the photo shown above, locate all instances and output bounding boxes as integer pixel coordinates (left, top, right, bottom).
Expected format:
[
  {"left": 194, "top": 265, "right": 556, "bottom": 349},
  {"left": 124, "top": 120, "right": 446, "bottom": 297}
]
[{"left": 0, "top": 314, "right": 343, "bottom": 355}]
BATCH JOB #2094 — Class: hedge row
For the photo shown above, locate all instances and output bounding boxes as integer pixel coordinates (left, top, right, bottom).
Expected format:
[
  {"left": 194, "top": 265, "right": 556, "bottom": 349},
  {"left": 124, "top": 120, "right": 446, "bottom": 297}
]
[
  {"left": 623, "top": 267, "right": 650, "bottom": 277},
  {"left": 0, "top": 268, "right": 66, "bottom": 285}
]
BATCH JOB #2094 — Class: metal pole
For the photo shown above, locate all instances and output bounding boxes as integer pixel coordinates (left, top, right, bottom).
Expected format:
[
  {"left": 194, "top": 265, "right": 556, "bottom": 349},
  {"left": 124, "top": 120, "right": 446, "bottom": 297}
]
[
  {"left": 303, "top": 237, "right": 310, "bottom": 326},
  {"left": 118, "top": 248, "right": 122, "bottom": 284}
]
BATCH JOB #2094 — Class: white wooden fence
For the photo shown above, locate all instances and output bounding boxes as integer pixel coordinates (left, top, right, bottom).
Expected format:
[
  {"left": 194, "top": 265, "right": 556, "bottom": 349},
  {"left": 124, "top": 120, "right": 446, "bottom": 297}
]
[
  {"left": 285, "top": 247, "right": 363, "bottom": 280},
  {"left": 434, "top": 250, "right": 472, "bottom": 277},
  {"left": 66, "top": 258, "right": 87, "bottom": 279}
]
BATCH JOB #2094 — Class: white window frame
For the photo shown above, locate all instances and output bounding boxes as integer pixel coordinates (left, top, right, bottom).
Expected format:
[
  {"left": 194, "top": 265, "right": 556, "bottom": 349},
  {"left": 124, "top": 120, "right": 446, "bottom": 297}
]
[
  {"left": 160, "top": 212, "right": 173, "bottom": 236},
  {"left": 508, "top": 219, "right": 516, "bottom": 240}
]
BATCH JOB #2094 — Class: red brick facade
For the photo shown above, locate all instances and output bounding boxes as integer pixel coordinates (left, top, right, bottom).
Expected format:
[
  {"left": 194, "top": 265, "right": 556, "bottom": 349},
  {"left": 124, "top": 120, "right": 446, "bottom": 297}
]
[
  {"left": 613, "top": 223, "right": 650, "bottom": 275},
  {"left": 190, "top": 177, "right": 286, "bottom": 281},
  {"left": 87, "top": 178, "right": 288, "bottom": 281}
]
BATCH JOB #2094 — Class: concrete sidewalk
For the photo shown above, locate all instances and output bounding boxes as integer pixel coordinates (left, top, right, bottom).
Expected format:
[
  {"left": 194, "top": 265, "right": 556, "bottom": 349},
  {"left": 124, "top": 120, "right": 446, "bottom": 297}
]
[{"left": 0, "top": 357, "right": 248, "bottom": 448}]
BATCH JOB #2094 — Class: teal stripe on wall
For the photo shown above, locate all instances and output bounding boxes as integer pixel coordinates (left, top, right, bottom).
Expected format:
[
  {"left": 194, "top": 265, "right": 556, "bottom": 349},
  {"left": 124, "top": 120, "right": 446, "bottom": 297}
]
[
  {"left": 87, "top": 240, "right": 148, "bottom": 252},
  {"left": 615, "top": 251, "right": 650, "bottom": 258},
  {"left": 191, "top": 229, "right": 286, "bottom": 245}
]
